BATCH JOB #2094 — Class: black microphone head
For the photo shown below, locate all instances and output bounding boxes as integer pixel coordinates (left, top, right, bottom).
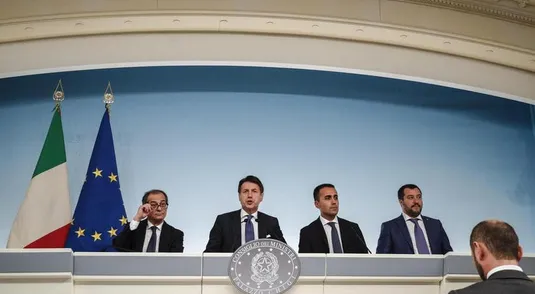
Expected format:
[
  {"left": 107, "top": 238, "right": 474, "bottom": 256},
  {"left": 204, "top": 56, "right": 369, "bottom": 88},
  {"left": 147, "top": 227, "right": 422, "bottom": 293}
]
[{"left": 350, "top": 225, "right": 372, "bottom": 254}]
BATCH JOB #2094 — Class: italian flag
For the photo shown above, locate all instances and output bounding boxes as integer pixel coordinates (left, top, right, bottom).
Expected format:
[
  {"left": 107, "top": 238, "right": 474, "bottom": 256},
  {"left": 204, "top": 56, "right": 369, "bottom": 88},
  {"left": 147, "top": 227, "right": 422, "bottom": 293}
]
[{"left": 7, "top": 106, "right": 72, "bottom": 248}]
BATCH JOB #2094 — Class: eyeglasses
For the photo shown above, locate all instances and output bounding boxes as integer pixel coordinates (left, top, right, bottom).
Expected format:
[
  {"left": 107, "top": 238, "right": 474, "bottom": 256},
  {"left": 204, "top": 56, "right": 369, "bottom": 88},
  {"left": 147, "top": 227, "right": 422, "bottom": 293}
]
[{"left": 148, "top": 202, "right": 168, "bottom": 210}]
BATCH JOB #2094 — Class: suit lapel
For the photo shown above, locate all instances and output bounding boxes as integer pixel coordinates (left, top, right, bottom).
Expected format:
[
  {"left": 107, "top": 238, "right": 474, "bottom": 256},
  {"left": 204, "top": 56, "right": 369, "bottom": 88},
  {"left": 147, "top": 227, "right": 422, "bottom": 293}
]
[
  {"left": 338, "top": 218, "right": 352, "bottom": 253},
  {"left": 158, "top": 222, "right": 170, "bottom": 252},
  {"left": 421, "top": 216, "right": 435, "bottom": 253},
  {"left": 313, "top": 218, "right": 329, "bottom": 252},
  {"left": 232, "top": 210, "right": 242, "bottom": 251},
  {"left": 257, "top": 212, "right": 267, "bottom": 239},
  {"left": 395, "top": 215, "right": 415, "bottom": 253},
  {"left": 134, "top": 220, "right": 148, "bottom": 252}
]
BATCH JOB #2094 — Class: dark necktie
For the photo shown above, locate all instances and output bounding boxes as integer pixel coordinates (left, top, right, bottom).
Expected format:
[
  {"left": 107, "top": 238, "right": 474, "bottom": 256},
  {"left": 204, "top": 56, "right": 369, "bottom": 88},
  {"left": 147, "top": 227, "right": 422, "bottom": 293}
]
[
  {"left": 146, "top": 226, "right": 157, "bottom": 252},
  {"left": 245, "top": 215, "right": 254, "bottom": 243},
  {"left": 409, "top": 218, "right": 430, "bottom": 254},
  {"left": 327, "top": 222, "right": 343, "bottom": 253}
]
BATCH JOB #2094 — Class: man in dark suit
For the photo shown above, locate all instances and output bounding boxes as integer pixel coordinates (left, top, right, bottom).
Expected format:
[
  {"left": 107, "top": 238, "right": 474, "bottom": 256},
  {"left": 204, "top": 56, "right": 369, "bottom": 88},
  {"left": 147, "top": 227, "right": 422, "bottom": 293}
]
[
  {"left": 204, "top": 175, "right": 286, "bottom": 252},
  {"left": 376, "top": 184, "right": 452, "bottom": 254},
  {"left": 298, "top": 183, "right": 369, "bottom": 254},
  {"left": 113, "top": 189, "right": 184, "bottom": 252},
  {"left": 449, "top": 220, "right": 535, "bottom": 294}
]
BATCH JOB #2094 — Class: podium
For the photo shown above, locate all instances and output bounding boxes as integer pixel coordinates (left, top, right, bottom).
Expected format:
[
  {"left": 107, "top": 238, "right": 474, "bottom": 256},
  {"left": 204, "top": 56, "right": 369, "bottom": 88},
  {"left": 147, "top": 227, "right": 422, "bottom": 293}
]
[{"left": 1, "top": 249, "right": 534, "bottom": 294}]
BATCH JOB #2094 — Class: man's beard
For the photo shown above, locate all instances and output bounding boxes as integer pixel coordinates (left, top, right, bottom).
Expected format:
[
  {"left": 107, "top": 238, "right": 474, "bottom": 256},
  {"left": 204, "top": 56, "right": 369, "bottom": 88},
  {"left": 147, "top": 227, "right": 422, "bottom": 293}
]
[
  {"left": 474, "top": 259, "right": 486, "bottom": 281},
  {"left": 405, "top": 205, "right": 421, "bottom": 217}
]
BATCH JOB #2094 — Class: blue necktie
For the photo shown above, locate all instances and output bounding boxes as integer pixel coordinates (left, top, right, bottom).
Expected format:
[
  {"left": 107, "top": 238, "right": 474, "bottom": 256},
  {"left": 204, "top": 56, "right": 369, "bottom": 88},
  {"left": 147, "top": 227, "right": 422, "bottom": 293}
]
[
  {"left": 245, "top": 215, "right": 254, "bottom": 243},
  {"left": 327, "top": 222, "right": 343, "bottom": 253},
  {"left": 146, "top": 226, "right": 157, "bottom": 252},
  {"left": 409, "top": 218, "right": 430, "bottom": 254}
]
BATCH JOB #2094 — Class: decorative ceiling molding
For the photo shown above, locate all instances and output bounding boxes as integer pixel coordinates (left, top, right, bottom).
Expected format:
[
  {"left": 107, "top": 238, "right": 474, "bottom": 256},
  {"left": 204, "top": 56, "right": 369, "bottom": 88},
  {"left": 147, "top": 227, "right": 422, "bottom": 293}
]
[
  {"left": 392, "top": 0, "right": 535, "bottom": 26},
  {"left": 511, "top": 0, "right": 531, "bottom": 9},
  {"left": 493, "top": 0, "right": 532, "bottom": 9}
]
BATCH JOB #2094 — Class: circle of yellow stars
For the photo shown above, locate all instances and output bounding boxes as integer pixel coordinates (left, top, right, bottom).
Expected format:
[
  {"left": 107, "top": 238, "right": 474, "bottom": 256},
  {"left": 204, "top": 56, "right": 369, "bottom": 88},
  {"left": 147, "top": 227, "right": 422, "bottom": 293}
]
[
  {"left": 73, "top": 167, "right": 125, "bottom": 242},
  {"left": 73, "top": 215, "right": 127, "bottom": 241}
]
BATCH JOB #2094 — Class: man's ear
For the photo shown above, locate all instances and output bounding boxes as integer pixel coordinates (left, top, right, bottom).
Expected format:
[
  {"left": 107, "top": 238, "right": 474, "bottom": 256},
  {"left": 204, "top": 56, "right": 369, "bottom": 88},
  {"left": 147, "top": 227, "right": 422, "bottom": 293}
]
[
  {"left": 472, "top": 242, "right": 486, "bottom": 262},
  {"left": 517, "top": 245, "right": 523, "bottom": 261}
]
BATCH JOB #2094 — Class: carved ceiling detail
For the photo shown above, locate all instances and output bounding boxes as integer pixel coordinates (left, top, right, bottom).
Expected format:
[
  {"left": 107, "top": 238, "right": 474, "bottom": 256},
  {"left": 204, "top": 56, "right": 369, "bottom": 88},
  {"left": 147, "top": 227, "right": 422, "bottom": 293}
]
[{"left": 393, "top": 0, "right": 535, "bottom": 26}]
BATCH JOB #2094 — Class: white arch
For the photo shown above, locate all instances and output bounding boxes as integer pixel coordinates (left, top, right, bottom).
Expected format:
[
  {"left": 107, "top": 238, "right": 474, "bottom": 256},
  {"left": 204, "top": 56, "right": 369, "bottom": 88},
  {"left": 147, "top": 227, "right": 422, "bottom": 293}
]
[{"left": 0, "top": 9, "right": 534, "bottom": 103}]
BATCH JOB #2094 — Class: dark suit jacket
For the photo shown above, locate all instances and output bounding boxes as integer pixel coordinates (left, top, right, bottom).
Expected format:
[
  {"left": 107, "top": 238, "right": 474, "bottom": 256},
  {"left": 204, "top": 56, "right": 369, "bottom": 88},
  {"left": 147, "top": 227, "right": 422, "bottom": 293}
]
[
  {"left": 112, "top": 219, "right": 184, "bottom": 252},
  {"left": 204, "top": 210, "right": 286, "bottom": 252},
  {"left": 376, "top": 214, "right": 452, "bottom": 254},
  {"left": 298, "top": 217, "right": 369, "bottom": 254},
  {"left": 449, "top": 270, "right": 535, "bottom": 294}
]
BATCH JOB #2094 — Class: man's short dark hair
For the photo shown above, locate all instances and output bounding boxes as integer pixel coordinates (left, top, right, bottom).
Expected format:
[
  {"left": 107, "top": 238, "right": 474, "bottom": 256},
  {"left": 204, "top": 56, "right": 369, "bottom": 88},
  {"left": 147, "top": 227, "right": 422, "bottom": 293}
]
[
  {"left": 470, "top": 220, "right": 519, "bottom": 260},
  {"left": 142, "top": 189, "right": 169, "bottom": 204},
  {"left": 397, "top": 184, "right": 421, "bottom": 200},
  {"left": 313, "top": 183, "right": 335, "bottom": 201},
  {"left": 238, "top": 175, "right": 264, "bottom": 193}
]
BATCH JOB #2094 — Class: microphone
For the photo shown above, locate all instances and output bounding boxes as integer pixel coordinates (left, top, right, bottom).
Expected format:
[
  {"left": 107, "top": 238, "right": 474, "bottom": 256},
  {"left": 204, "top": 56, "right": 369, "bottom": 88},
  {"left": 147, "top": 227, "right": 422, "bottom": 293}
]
[
  {"left": 350, "top": 225, "right": 372, "bottom": 254},
  {"left": 231, "top": 219, "right": 248, "bottom": 252},
  {"left": 266, "top": 229, "right": 285, "bottom": 243}
]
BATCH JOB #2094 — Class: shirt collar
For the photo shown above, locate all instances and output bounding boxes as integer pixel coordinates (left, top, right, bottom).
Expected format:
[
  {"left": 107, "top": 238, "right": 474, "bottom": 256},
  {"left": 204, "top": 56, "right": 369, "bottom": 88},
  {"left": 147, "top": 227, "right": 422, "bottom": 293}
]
[
  {"left": 147, "top": 220, "right": 163, "bottom": 231},
  {"left": 320, "top": 215, "right": 339, "bottom": 226},
  {"left": 487, "top": 264, "right": 523, "bottom": 279},
  {"left": 403, "top": 212, "right": 422, "bottom": 222},
  {"left": 241, "top": 209, "right": 258, "bottom": 220}
]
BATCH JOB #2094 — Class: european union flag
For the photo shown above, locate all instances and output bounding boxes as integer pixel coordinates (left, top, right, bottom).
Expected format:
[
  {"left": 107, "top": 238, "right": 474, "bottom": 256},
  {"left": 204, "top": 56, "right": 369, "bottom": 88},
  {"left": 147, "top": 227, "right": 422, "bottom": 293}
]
[{"left": 65, "top": 107, "right": 128, "bottom": 252}]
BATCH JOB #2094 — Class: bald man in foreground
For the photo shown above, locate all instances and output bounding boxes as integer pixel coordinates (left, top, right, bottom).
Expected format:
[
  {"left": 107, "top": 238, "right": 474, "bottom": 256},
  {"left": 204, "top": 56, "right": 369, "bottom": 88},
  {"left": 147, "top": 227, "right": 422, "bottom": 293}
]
[{"left": 449, "top": 220, "right": 535, "bottom": 294}]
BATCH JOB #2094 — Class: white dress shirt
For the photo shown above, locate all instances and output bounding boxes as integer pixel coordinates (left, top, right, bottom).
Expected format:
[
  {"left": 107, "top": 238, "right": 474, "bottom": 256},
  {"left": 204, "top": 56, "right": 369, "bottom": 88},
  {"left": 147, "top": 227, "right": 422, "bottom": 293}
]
[
  {"left": 241, "top": 209, "right": 259, "bottom": 245},
  {"left": 402, "top": 213, "right": 432, "bottom": 254},
  {"left": 129, "top": 219, "right": 163, "bottom": 252},
  {"left": 487, "top": 264, "right": 523, "bottom": 279},
  {"left": 320, "top": 216, "right": 344, "bottom": 253}
]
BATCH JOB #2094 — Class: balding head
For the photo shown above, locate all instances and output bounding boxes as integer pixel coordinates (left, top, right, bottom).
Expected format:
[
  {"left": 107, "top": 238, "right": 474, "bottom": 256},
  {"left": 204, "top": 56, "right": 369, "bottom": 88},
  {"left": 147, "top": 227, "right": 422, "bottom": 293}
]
[
  {"left": 470, "top": 220, "right": 520, "bottom": 260},
  {"left": 470, "top": 220, "right": 523, "bottom": 280}
]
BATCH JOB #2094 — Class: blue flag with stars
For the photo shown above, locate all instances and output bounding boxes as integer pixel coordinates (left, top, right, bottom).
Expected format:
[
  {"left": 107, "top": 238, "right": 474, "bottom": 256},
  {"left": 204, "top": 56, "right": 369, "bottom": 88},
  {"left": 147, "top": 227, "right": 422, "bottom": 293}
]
[{"left": 65, "top": 107, "right": 128, "bottom": 252}]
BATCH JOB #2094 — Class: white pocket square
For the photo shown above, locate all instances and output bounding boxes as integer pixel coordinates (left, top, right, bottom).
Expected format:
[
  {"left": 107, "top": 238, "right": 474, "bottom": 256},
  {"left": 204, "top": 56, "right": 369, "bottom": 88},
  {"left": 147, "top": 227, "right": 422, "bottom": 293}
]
[{"left": 266, "top": 234, "right": 271, "bottom": 238}]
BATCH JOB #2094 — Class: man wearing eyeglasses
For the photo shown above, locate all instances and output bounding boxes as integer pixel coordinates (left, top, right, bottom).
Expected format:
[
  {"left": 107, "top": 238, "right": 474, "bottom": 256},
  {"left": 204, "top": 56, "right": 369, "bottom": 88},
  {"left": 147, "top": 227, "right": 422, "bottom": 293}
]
[{"left": 113, "top": 189, "right": 184, "bottom": 252}]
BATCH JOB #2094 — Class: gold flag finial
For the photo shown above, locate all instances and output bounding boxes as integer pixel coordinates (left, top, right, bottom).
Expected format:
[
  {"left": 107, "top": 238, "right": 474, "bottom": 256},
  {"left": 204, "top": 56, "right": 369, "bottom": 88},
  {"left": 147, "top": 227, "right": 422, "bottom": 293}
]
[
  {"left": 53, "top": 79, "right": 65, "bottom": 104},
  {"left": 103, "top": 81, "right": 114, "bottom": 109}
]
